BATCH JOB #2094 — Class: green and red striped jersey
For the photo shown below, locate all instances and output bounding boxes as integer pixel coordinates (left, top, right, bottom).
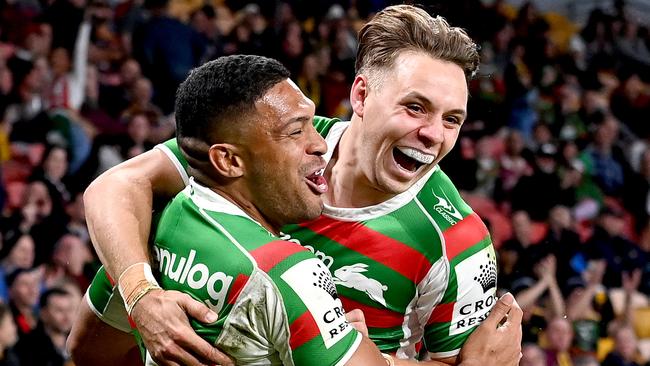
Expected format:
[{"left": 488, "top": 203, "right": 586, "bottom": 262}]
[
  {"left": 145, "top": 179, "right": 361, "bottom": 365},
  {"left": 87, "top": 117, "right": 496, "bottom": 361},
  {"left": 281, "top": 119, "right": 497, "bottom": 359}
]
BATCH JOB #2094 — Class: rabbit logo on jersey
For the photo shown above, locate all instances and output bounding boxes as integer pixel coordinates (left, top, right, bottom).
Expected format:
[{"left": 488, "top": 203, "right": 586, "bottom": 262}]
[
  {"left": 281, "top": 258, "right": 352, "bottom": 348},
  {"left": 450, "top": 247, "right": 498, "bottom": 335},
  {"left": 333, "top": 263, "right": 388, "bottom": 307}
]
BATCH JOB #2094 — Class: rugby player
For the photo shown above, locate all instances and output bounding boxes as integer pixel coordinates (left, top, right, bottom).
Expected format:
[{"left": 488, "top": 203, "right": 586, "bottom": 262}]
[{"left": 69, "top": 5, "right": 522, "bottom": 366}]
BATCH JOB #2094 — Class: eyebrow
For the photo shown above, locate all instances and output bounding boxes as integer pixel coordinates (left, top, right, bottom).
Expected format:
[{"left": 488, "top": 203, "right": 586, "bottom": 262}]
[
  {"left": 277, "top": 115, "right": 312, "bottom": 131},
  {"left": 402, "top": 91, "right": 467, "bottom": 119}
]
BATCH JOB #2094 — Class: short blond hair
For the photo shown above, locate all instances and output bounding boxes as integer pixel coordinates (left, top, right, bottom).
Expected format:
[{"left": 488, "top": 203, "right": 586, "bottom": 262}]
[{"left": 356, "top": 5, "right": 479, "bottom": 84}]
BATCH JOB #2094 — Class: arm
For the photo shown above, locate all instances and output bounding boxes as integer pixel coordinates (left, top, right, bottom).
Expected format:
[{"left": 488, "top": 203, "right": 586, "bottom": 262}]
[
  {"left": 84, "top": 146, "right": 233, "bottom": 366},
  {"left": 546, "top": 275, "right": 566, "bottom": 319},
  {"left": 84, "top": 147, "right": 182, "bottom": 278},
  {"left": 388, "top": 294, "right": 523, "bottom": 366},
  {"left": 620, "top": 269, "right": 642, "bottom": 325},
  {"left": 566, "top": 260, "right": 606, "bottom": 320},
  {"left": 516, "top": 255, "right": 565, "bottom": 317},
  {"left": 68, "top": 296, "right": 143, "bottom": 366},
  {"left": 70, "top": 19, "right": 92, "bottom": 110}
]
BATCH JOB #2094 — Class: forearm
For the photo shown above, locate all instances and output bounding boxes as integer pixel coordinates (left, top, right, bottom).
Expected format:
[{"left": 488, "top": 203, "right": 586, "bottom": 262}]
[
  {"left": 85, "top": 169, "right": 154, "bottom": 279},
  {"left": 547, "top": 280, "right": 566, "bottom": 318},
  {"left": 566, "top": 286, "right": 597, "bottom": 320},
  {"left": 84, "top": 148, "right": 184, "bottom": 279},
  {"left": 515, "top": 280, "right": 548, "bottom": 311}
]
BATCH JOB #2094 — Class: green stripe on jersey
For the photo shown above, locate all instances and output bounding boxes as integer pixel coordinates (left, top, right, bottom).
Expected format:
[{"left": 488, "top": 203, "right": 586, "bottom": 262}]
[
  {"left": 153, "top": 194, "right": 259, "bottom": 344},
  {"left": 87, "top": 267, "right": 113, "bottom": 313},
  {"left": 283, "top": 226, "right": 415, "bottom": 312},
  {"left": 267, "top": 249, "right": 317, "bottom": 323},
  {"left": 313, "top": 115, "right": 340, "bottom": 137},
  {"left": 365, "top": 201, "right": 443, "bottom": 263}
]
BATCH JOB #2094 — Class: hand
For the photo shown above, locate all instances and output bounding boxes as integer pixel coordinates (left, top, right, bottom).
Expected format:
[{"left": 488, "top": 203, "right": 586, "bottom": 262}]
[
  {"left": 458, "top": 293, "right": 523, "bottom": 366},
  {"left": 130, "top": 289, "right": 234, "bottom": 366},
  {"left": 533, "top": 255, "right": 557, "bottom": 284},
  {"left": 622, "top": 268, "right": 642, "bottom": 294},
  {"left": 345, "top": 309, "right": 369, "bottom": 338},
  {"left": 583, "top": 260, "right": 606, "bottom": 287}
]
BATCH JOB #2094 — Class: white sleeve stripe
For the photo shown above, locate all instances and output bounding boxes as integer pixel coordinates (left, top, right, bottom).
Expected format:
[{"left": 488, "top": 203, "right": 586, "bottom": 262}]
[
  {"left": 84, "top": 293, "right": 132, "bottom": 334},
  {"left": 334, "top": 332, "right": 362, "bottom": 366},
  {"left": 155, "top": 143, "right": 190, "bottom": 185}
]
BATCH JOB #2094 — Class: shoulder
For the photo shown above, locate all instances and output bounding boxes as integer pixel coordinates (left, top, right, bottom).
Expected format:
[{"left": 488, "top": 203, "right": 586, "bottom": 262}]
[{"left": 419, "top": 166, "right": 474, "bottom": 220}]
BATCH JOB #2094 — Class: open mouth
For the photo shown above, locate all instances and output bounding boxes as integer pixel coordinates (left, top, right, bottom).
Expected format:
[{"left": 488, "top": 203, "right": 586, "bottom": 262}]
[
  {"left": 393, "top": 147, "right": 434, "bottom": 173},
  {"left": 305, "top": 168, "right": 328, "bottom": 194}
]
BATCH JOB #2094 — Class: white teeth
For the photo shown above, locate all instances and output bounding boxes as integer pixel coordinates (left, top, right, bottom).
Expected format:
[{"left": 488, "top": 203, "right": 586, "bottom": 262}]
[
  {"left": 397, "top": 147, "right": 435, "bottom": 164},
  {"left": 315, "top": 168, "right": 324, "bottom": 176}
]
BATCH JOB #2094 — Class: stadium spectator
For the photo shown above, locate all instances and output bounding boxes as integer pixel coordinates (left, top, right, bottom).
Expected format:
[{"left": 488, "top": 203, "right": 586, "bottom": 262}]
[
  {"left": 14, "top": 288, "right": 75, "bottom": 366},
  {"left": 0, "top": 302, "right": 20, "bottom": 366}
]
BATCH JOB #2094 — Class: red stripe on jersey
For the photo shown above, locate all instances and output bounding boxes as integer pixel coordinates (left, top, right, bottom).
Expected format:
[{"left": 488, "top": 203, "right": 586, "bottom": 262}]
[
  {"left": 250, "top": 240, "right": 307, "bottom": 272},
  {"left": 415, "top": 341, "right": 423, "bottom": 354},
  {"left": 128, "top": 315, "right": 136, "bottom": 329},
  {"left": 443, "top": 213, "right": 488, "bottom": 261},
  {"left": 289, "top": 310, "right": 321, "bottom": 350},
  {"left": 340, "top": 296, "right": 404, "bottom": 328},
  {"left": 426, "top": 302, "right": 455, "bottom": 325},
  {"left": 226, "top": 274, "right": 249, "bottom": 304},
  {"left": 104, "top": 270, "right": 115, "bottom": 286},
  {"left": 301, "top": 217, "right": 431, "bottom": 284}
]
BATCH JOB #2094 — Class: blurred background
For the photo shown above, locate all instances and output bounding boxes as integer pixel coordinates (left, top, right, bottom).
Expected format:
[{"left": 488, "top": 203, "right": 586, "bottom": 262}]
[{"left": 0, "top": 0, "right": 649, "bottom": 365}]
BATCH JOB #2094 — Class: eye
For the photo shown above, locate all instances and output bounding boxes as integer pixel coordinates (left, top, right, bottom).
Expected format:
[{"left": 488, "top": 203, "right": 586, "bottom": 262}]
[
  {"left": 407, "top": 104, "right": 424, "bottom": 114},
  {"left": 445, "top": 115, "right": 462, "bottom": 125},
  {"left": 290, "top": 129, "right": 303, "bottom": 136}
]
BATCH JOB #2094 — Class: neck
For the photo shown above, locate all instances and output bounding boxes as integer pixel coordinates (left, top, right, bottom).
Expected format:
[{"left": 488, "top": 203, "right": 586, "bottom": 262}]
[
  {"left": 15, "top": 303, "right": 33, "bottom": 316},
  {"left": 324, "top": 117, "right": 395, "bottom": 208},
  {"left": 210, "top": 186, "right": 279, "bottom": 236}
]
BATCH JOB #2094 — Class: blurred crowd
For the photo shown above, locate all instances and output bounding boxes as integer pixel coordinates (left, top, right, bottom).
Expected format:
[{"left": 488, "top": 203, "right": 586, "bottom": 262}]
[{"left": 0, "top": 0, "right": 649, "bottom": 365}]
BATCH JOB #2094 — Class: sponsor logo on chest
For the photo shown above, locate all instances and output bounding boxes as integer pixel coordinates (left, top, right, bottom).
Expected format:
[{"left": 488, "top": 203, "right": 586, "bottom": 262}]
[
  {"left": 281, "top": 258, "right": 352, "bottom": 347},
  {"left": 450, "top": 247, "right": 498, "bottom": 335},
  {"left": 153, "top": 246, "right": 233, "bottom": 313}
]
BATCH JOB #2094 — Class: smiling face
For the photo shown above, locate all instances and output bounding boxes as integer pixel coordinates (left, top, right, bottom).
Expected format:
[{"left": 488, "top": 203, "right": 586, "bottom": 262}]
[
  {"left": 241, "top": 79, "right": 327, "bottom": 229},
  {"left": 353, "top": 51, "right": 468, "bottom": 198}
]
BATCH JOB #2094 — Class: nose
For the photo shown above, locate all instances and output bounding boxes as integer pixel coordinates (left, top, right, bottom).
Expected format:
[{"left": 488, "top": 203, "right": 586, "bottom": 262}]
[
  {"left": 306, "top": 126, "right": 327, "bottom": 156},
  {"left": 418, "top": 116, "right": 445, "bottom": 147}
]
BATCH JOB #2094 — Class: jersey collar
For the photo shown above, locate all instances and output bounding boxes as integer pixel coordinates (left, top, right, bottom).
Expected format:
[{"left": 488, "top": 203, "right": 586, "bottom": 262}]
[{"left": 322, "top": 121, "right": 439, "bottom": 221}]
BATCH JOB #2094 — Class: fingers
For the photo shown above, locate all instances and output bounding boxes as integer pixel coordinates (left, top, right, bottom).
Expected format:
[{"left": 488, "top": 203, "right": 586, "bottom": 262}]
[
  {"left": 504, "top": 297, "right": 523, "bottom": 327},
  {"left": 482, "top": 293, "right": 514, "bottom": 328},
  {"left": 345, "top": 308, "right": 365, "bottom": 324},
  {"left": 175, "top": 331, "right": 234, "bottom": 366},
  {"left": 346, "top": 309, "right": 369, "bottom": 338},
  {"left": 166, "top": 291, "right": 234, "bottom": 365},
  {"left": 174, "top": 291, "right": 219, "bottom": 324}
]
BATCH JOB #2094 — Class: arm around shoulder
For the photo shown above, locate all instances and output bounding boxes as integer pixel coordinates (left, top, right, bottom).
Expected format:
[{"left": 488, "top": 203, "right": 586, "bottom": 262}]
[{"left": 84, "top": 147, "right": 184, "bottom": 278}]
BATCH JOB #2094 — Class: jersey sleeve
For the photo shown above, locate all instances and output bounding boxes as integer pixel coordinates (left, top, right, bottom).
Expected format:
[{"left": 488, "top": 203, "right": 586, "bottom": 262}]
[
  {"left": 154, "top": 138, "right": 190, "bottom": 185},
  {"left": 85, "top": 266, "right": 132, "bottom": 333},
  {"left": 269, "top": 250, "right": 362, "bottom": 366}
]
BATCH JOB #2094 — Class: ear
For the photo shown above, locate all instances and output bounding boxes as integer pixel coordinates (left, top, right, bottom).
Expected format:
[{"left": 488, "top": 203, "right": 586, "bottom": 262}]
[
  {"left": 350, "top": 75, "right": 369, "bottom": 118},
  {"left": 208, "top": 144, "right": 244, "bottom": 178}
]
